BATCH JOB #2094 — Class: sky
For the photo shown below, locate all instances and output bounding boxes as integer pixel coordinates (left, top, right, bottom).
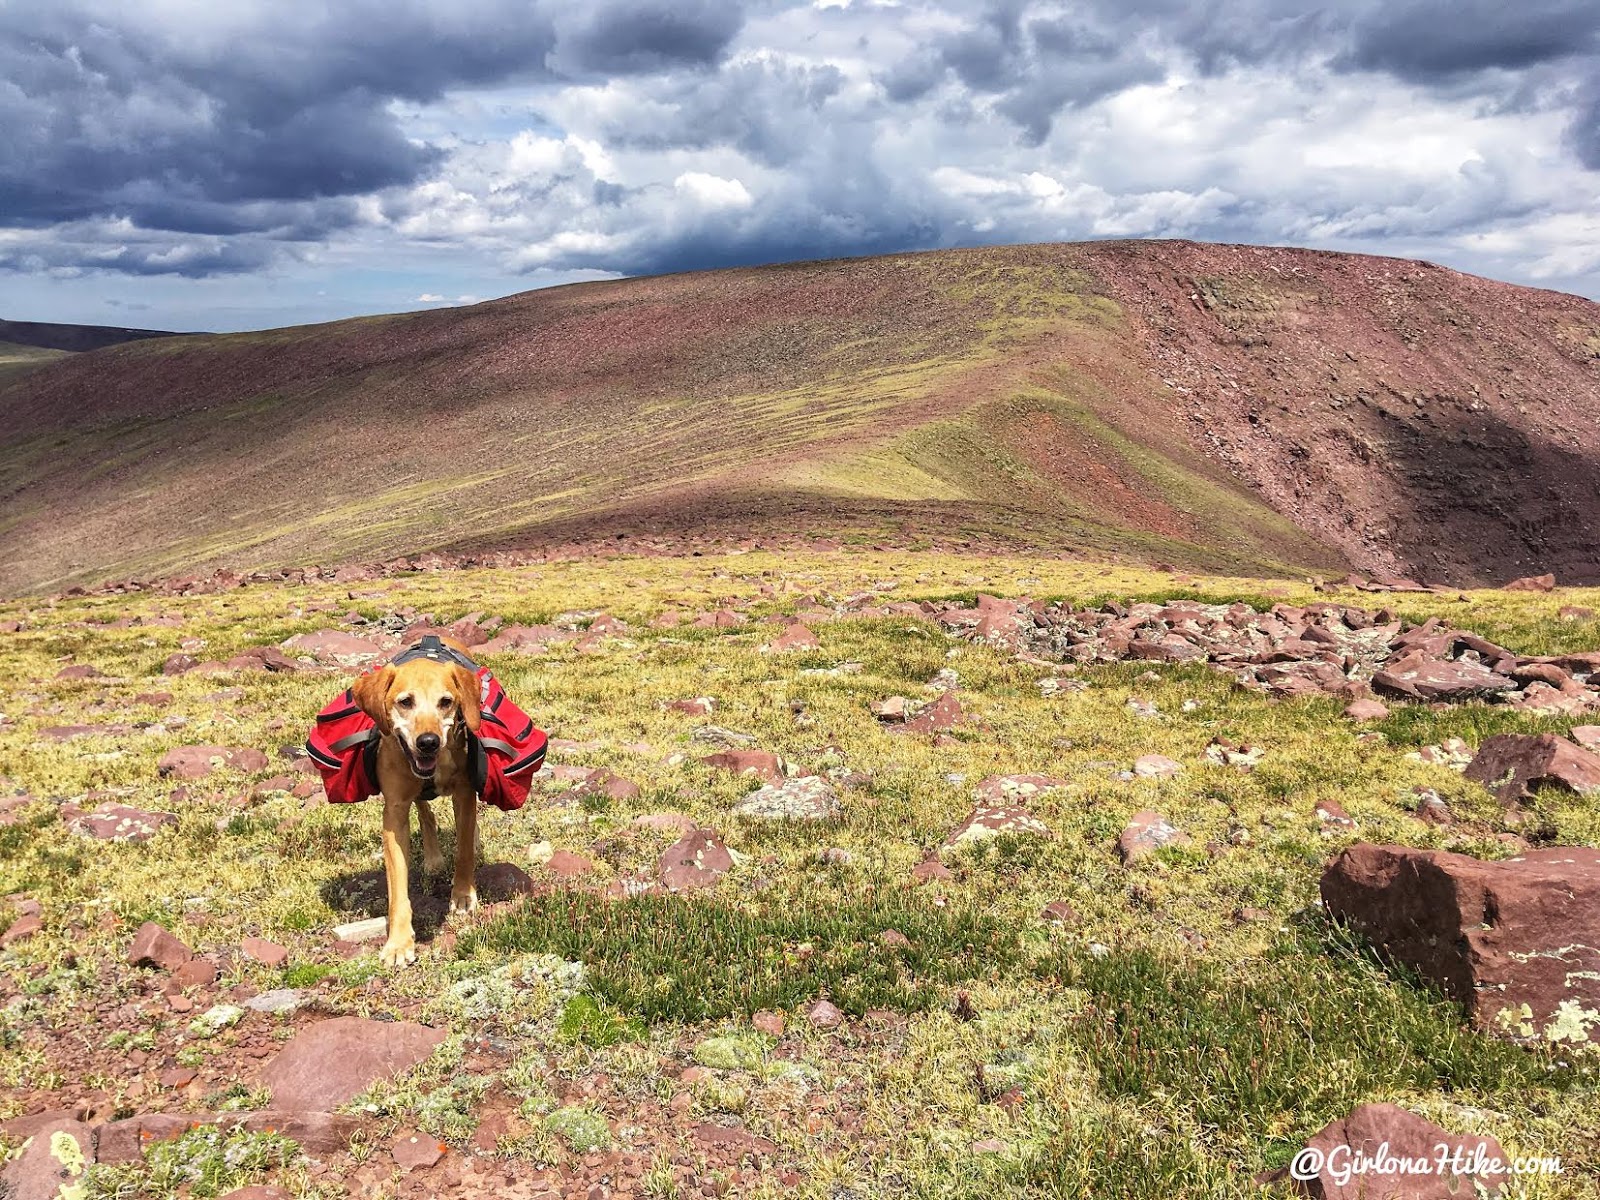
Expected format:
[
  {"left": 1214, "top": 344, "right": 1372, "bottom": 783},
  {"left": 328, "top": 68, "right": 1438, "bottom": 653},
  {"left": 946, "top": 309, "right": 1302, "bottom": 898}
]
[{"left": 1, "top": 0, "right": 1598, "bottom": 333}]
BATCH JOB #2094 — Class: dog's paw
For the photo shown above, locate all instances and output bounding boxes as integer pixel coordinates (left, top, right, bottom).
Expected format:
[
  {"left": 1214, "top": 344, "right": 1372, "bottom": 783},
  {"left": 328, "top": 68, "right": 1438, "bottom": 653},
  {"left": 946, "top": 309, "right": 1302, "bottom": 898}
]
[
  {"left": 449, "top": 887, "right": 479, "bottom": 916},
  {"left": 379, "top": 937, "right": 417, "bottom": 967}
]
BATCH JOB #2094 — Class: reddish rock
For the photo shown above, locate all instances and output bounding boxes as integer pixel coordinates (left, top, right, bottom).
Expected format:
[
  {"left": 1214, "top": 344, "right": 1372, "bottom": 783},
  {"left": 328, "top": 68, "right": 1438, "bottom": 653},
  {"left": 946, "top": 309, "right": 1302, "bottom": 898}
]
[
  {"left": 158, "top": 744, "right": 269, "bottom": 779},
  {"left": 1288, "top": 1103, "right": 1508, "bottom": 1198},
  {"left": 477, "top": 861, "right": 536, "bottom": 899},
  {"left": 95, "top": 1112, "right": 194, "bottom": 1163},
  {"left": 1117, "top": 810, "right": 1190, "bottom": 863},
  {"left": 542, "top": 850, "right": 596, "bottom": 877},
  {"left": 902, "top": 692, "right": 967, "bottom": 734},
  {"left": 764, "top": 623, "right": 820, "bottom": 652},
  {"left": 67, "top": 802, "right": 179, "bottom": 842},
  {"left": 973, "top": 774, "right": 1069, "bottom": 804},
  {"left": 941, "top": 805, "right": 1053, "bottom": 851},
  {"left": 666, "top": 697, "right": 716, "bottom": 715},
  {"left": 701, "top": 749, "right": 785, "bottom": 784},
  {"left": 280, "top": 630, "right": 388, "bottom": 665},
  {"left": 54, "top": 664, "right": 103, "bottom": 679},
  {"left": 911, "top": 858, "right": 953, "bottom": 882},
  {"left": 658, "top": 829, "right": 734, "bottom": 891},
  {"left": 1570, "top": 725, "right": 1600, "bottom": 750},
  {"left": 1133, "top": 753, "right": 1182, "bottom": 779},
  {"left": 1313, "top": 799, "right": 1355, "bottom": 827},
  {"left": 220, "top": 1188, "right": 295, "bottom": 1200},
  {"left": 222, "top": 1111, "right": 362, "bottom": 1156},
  {"left": 1040, "top": 900, "right": 1079, "bottom": 925},
  {"left": 162, "top": 653, "right": 199, "bottom": 674},
  {"left": 805, "top": 999, "right": 844, "bottom": 1029},
  {"left": 128, "top": 921, "right": 193, "bottom": 970},
  {"left": 1372, "top": 653, "right": 1516, "bottom": 701},
  {"left": 1464, "top": 733, "right": 1600, "bottom": 805},
  {"left": 1503, "top": 573, "right": 1556, "bottom": 592},
  {"left": 631, "top": 812, "right": 697, "bottom": 835},
  {"left": 241, "top": 937, "right": 289, "bottom": 968},
  {"left": 1558, "top": 605, "right": 1594, "bottom": 621},
  {"left": 1322, "top": 843, "right": 1600, "bottom": 1042},
  {"left": 159, "top": 1067, "right": 198, "bottom": 1089},
  {"left": 0, "top": 914, "right": 42, "bottom": 947},
  {"left": 751, "top": 1010, "right": 785, "bottom": 1037},
  {"left": 392, "top": 1129, "right": 447, "bottom": 1170},
  {"left": 1, "top": 1117, "right": 94, "bottom": 1199},
  {"left": 169, "top": 958, "right": 219, "bottom": 989},
  {"left": 574, "top": 771, "right": 642, "bottom": 802},
  {"left": 261, "top": 1017, "right": 449, "bottom": 1109},
  {"left": 878, "top": 928, "right": 911, "bottom": 949},
  {"left": 1342, "top": 698, "right": 1389, "bottom": 721}
]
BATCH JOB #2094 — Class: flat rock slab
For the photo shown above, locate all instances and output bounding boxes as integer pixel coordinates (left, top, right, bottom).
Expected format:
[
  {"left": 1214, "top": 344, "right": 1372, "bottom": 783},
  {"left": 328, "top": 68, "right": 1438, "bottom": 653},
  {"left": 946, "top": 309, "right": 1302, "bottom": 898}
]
[
  {"left": 331, "top": 916, "right": 388, "bottom": 943},
  {"left": 1288, "top": 1103, "right": 1507, "bottom": 1199},
  {"left": 66, "top": 802, "right": 177, "bottom": 842},
  {"left": 973, "top": 775, "right": 1070, "bottom": 804},
  {"left": 733, "top": 776, "right": 840, "bottom": 821},
  {"left": 1322, "top": 843, "right": 1600, "bottom": 1043},
  {"left": 658, "top": 829, "right": 734, "bottom": 890},
  {"left": 1371, "top": 652, "right": 1517, "bottom": 701},
  {"left": 1463, "top": 732, "right": 1600, "bottom": 805},
  {"left": 261, "top": 1016, "right": 449, "bottom": 1110},
  {"left": 701, "top": 750, "right": 785, "bottom": 784},
  {"left": 280, "top": 630, "right": 390, "bottom": 665},
  {"left": 941, "top": 804, "right": 1052, "bottom": 851},
  {"left": 1117, "top": 810, "right": 1190, "bottom": 863},
  {"left": 158, "top": 744, "right": 269, "bottom": 779}
]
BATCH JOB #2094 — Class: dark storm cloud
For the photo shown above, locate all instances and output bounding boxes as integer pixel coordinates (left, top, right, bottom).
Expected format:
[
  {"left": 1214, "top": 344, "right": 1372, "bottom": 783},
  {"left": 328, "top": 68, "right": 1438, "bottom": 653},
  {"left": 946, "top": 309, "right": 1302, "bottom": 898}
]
[
  {"left": 0, "top": 0, "right": 744, "bottom": 257},
  {"left": 1339, "top": 0, "right": 1600, "bottom": 80}
]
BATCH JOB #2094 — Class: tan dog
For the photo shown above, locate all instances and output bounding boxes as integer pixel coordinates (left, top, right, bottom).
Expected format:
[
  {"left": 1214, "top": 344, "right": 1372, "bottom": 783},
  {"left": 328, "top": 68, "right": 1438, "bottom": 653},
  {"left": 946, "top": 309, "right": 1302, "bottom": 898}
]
[{"left": 349, "top": 636, "right": 482, "bottom": 966}]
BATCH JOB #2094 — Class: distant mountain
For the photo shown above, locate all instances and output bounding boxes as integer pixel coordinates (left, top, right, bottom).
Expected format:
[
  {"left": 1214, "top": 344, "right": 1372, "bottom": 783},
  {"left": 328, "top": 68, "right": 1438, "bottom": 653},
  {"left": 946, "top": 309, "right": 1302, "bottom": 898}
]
[
  {"left": 0, "top": 318, "right": 191, "bottom": 354},
  {"left": 2, "top": 240, "right": 1598, "bottom": 595}
]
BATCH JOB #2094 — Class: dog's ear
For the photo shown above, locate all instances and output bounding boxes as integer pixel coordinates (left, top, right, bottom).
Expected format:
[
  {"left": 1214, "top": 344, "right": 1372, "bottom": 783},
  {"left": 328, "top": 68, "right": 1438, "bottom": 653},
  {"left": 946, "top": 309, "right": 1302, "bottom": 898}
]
[
  {"left": 449, "top": 666, "right": 482, "bottom": 734},
  {"left": 350, "top": 666, "right": 395, "bottom": 735}
]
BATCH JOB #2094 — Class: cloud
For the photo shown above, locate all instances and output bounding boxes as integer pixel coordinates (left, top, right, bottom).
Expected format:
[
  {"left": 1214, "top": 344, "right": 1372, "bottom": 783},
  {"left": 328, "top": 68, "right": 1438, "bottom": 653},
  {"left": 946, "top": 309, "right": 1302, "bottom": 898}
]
[{"left": 1, "top": 0, "right": 1598, "bottom": 314}]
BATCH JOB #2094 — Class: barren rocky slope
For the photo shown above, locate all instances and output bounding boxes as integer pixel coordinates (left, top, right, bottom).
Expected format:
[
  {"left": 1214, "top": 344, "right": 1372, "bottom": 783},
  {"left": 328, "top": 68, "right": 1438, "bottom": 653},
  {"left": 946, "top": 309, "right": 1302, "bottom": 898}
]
[{"left": 2, "top": 240, "right": 1597, "bottom": 595}]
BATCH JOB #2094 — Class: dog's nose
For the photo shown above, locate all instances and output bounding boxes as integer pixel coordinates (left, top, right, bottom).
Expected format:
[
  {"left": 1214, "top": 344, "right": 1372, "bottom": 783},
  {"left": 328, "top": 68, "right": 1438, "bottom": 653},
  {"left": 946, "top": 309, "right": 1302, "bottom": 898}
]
[{"left": 416, "top": 733, "right": 440, "bottom": 755}]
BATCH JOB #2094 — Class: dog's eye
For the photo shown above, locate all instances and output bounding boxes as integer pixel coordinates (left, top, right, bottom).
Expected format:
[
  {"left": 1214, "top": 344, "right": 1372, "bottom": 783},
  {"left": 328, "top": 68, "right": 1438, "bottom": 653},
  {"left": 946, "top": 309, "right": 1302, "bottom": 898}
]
[
  {"left": 397, "top": 695, "right": 414, "bottom": 710},
  {"left": 438, "top": 697, "right": 453, "bottom": 709}
]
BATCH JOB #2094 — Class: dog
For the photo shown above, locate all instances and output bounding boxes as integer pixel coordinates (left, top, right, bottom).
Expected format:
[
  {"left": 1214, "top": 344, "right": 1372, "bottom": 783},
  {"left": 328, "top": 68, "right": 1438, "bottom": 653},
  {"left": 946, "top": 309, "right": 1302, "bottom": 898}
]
[{"left": 347, "top": 635, "right": 484, "bottom": 967}]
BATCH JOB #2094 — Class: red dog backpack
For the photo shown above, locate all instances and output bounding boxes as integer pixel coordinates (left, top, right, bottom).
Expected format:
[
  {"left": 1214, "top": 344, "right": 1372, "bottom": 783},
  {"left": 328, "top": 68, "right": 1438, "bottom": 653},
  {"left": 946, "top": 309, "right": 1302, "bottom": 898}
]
[{"left": 305, "top": 638, "right": 546, "bottom": 812}]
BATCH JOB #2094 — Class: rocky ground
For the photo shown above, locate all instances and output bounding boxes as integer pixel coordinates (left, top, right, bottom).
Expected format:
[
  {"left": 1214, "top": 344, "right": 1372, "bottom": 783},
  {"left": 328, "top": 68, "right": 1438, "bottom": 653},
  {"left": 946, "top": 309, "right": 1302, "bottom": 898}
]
[{"left": 0, "top": 550, "right": 1597, "bottom": 1199}]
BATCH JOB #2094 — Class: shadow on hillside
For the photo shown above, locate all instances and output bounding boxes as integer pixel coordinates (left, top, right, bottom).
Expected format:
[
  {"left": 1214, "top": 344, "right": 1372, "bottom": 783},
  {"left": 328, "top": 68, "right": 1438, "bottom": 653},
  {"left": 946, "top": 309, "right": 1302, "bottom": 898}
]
[{"left": 1356, "top": 401, "right": 1600, "bottom": 586}]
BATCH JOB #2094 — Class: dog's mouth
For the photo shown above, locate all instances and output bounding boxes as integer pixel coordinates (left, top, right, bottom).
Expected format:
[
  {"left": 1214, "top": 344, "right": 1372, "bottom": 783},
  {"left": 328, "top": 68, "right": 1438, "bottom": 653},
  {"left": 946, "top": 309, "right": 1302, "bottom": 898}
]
[{"left": 400, "top": 738, "right": 438, "bottom": 778}]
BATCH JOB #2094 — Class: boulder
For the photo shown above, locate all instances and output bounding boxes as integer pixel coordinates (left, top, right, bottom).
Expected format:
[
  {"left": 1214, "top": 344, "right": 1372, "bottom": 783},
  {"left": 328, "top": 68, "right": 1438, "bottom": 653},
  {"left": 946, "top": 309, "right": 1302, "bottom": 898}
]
[
  {"left": 476, "top": 861, "right": 537, "bottom": 899},
  {"left": 902, "top": 692, "right": 967, "bottom": 734},
  {"left": 1133, "top": 754, "right": 1183, "bottom": 779},
  {"left": 658, "top": 829, "right": 734, "bottom": 891},
  {"left": 1, "top": 1118, "right": 94, "bottom": 1200},
  {"left": 1321, "top": 843, "right": 1600, "bottom": 1042},
  {"left": 261, "top": 1016, "right": 449, "bottom": 1110},
  {"left": 1371, "top": 653, "right": 1516, "bottom": 702},
  {"left": 1503, "top": 574, "right": 1556, "bottom": 592},
  {"left": 128, "top": 921, "right": 193, "bottom": 970},
  {"left": 1463, "top": 733, "right": 1600, "bottom": 805},
  {"left": 733, "top": 776, "right": 840, "bottom": 821},
  {"left": 158, "top": 744, "right": 269, "bottom": 779},
  {"left": 1288, "top": 1103, "right": 1507, "bottom": 1199},
  {"left": 974, "top": 775, "right": 1070, "bottom": 804},
  {"left": 391, "top": 1129, "right": 446, "bottom": 1170}
]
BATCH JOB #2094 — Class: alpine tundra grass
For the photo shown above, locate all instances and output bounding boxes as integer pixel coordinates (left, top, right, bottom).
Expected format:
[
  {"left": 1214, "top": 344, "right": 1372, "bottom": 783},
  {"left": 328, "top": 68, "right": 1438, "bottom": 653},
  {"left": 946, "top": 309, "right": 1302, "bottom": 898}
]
[{"left": 0, "top": 549, "right": 1596, "bottom": 1197}]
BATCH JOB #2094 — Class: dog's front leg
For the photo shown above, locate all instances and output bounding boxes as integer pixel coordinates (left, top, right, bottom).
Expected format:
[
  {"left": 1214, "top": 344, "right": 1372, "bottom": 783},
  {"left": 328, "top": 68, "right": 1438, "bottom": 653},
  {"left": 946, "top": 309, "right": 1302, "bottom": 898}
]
[
  {"left": 450, "top": 786, "right": 478, "bottom": 915},
  {"left": 379, "top": 794, "right": 417, "bottom": 966}
]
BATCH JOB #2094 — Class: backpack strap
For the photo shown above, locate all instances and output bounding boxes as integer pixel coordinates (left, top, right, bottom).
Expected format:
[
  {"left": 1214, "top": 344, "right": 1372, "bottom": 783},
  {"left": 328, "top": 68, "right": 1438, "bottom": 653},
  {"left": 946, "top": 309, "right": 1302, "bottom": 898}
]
[{"left": 391, "top": 633, "right": 480, "bottom": 671}]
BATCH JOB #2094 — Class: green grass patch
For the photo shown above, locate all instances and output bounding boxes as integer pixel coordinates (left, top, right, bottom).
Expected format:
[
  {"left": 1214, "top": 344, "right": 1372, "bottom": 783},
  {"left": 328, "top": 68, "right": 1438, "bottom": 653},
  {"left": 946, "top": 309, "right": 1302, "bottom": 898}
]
[
  {"left": 1035, "top": 935, "right": 1588, "bottom": 1162},
  {"left": 461, "top": 889, "right": 1023, "bottom": 1024}
]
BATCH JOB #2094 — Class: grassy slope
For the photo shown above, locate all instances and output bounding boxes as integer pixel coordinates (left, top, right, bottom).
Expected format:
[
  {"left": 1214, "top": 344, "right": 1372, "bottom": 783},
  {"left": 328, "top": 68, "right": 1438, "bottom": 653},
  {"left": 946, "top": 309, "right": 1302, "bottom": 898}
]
[
  {"left": 0, "top": 552, "right": 1596, "bottom": 1197},
  {"left": 0, "top": 247, "right": 1345, "bottom": 595}
]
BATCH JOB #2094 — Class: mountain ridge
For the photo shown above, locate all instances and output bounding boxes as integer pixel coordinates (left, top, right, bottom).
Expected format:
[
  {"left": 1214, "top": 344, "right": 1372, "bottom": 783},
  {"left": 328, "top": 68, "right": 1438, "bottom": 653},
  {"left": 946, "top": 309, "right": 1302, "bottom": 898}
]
[{"left": 3, "top": 239, "right": 1598, "bottom": 595}]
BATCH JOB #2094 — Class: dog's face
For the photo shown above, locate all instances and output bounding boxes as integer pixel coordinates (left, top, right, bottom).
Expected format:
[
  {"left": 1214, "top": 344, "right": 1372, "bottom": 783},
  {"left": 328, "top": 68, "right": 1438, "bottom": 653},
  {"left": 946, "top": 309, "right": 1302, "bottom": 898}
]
[{"left": 351, "top": 660, "right": 481, "bottom": 778}]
